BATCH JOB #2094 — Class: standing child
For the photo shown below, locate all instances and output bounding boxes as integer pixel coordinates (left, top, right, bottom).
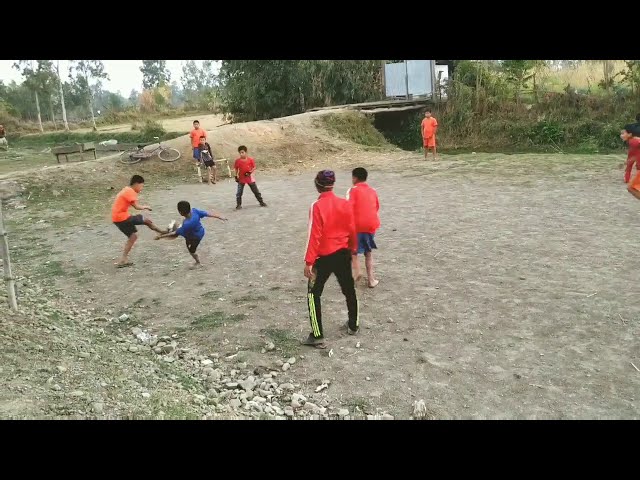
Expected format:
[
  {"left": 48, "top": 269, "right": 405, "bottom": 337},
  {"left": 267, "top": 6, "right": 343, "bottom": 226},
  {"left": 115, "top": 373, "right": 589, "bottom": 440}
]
[
  {"left": 0, "top": 124, "right": 7, "bottom": 150},
  {"left": 622, "top": 127, "right": 640, "bottom": 199},
  {"left": 197, "top": 136, "right": 218, "bottom": 185},
  {"left": 303, "top": 170, "right": 359, "bottom": 348},
  {"left": 189, "top": 120, "right": 207, "bottom": 164},
  {"left": 346, "top": 167, "right": 380, "bottom": 288},
  {"left": 111, "top": 175, "right": 168, "bottom": 268},
  {"left": 155, "top": 201, "right": 227, "bottom": 268},
  {"left": 234, "top": 145, "right": 267, "bottom": 209},
  {"left": 421, "top": 110, "right": 438, "bottom": 160}
]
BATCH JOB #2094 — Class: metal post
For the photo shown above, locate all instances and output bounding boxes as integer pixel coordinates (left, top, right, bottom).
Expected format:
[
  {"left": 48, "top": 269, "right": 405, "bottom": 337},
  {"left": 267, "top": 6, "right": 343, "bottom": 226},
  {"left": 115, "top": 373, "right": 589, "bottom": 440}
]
[
  {"left": 404, "top": 60, "right": 410, "bottom": 100},
  {"left": 430, "top": 60, "right": 437, "bottom": 101},
  {"left": 0, "top": 200, "right": 18, "bottom": 310}
]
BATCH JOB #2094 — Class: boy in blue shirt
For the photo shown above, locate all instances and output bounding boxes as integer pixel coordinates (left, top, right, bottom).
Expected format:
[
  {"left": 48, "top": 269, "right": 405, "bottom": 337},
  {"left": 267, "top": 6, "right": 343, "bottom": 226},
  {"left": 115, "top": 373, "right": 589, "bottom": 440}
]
[{"left": 155, "top": 200, "right": 227, "bottom": 267}]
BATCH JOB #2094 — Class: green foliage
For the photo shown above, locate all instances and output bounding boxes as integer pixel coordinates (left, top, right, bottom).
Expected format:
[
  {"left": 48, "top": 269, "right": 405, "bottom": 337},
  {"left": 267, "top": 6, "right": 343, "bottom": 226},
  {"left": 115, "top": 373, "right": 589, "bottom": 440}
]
[
  {"left": 140, "top": 61, "right": 171, "bottom": 89},
  {"left": 218, "top": 60, "right": 383, "bottom": 121},
  {"left": 8, "top": 129, "right": 182, "bottom": 148},
  {"left": 140, "top": 119, "right": 166, "bottom": 138},
  {"left": 319, "top": 112, "right": 389, "bottom": 147},
  {"left": 180, "top": 60, "right": 219, "bottom": 111}
]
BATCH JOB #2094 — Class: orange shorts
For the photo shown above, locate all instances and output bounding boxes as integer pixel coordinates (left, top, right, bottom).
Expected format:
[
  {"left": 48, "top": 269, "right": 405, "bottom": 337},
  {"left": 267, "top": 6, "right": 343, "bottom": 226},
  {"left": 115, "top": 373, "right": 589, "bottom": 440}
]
[
  {"left": 630, "top": 172, "right": 640, "bottom": 192},
  {"left": 423, "top": 135, "right": 436, "bottom": 148}
]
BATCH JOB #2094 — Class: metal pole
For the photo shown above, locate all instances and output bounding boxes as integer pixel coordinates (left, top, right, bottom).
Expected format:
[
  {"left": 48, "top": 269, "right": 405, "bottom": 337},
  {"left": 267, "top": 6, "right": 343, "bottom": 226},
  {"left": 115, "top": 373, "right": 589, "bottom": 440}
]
[
  {"left": 430, "top": 60, "right": 437, "bottom": 101},
  {"left": 0, "top": 200, "right": 18, "bottom": 310},
  {"left": 404, "top": 61, "right": 410, "bottom": 100}
]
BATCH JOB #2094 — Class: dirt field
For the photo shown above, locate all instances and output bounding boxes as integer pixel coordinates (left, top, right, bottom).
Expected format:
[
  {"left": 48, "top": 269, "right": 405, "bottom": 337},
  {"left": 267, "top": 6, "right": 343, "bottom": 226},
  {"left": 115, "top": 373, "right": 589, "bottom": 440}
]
[
  {"left": 8, "top": 148, "right": 639, "bottom": 419},
  {"left": 74, "top": 113, "right": 226, "bottom": 134}
]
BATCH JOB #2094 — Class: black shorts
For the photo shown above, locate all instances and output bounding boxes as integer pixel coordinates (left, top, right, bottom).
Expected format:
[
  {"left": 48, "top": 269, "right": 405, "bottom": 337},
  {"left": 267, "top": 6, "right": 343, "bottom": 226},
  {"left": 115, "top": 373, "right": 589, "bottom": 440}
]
[
  {"left": 185, "top": 237, "right": 201, "bottom": 254},
  {"left": 114, "top": 214, "right": 145, "bottom": 238},
  {"left": 203, "top": 157, "right": 215, "bottom": 168}
]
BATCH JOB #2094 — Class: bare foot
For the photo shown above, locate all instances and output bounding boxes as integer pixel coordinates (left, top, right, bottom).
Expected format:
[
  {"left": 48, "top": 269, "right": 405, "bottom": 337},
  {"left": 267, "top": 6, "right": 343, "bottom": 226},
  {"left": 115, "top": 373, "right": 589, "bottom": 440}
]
[
  {"left": 354, "top": 273, "right": 363, "bottom": 282},
  {"left": 368, "top": 279, "right": 379, "bottom": 288},
  {"left": 189, "top": 263, "right": 203, "bottom": 270}
]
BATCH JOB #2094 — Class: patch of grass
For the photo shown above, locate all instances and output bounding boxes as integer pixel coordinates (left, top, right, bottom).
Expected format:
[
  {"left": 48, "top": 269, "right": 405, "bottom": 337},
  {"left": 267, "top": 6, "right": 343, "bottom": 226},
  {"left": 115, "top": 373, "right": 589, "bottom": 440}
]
[
  {"left": 346, "top": 396, "right": 373, "bottom": 414},
  {"left": 201, "top": 290, "right": 224, "bottom": 300},
  {"left": 318, "top": 112, "right": 390, "bottom": 148},
  {"left": 233, "top": 294, "right": 268, "bottom": 305},
  {"left": 261, "top": 327, "right": 300, "bottom": 357},
  {"left": 191, "top": 311, "right": 244, "bottom": 330},
  {"left": 38, "top": 260, "right": 65, "bottom": 278},
  {"left": 8, "top": 130, "right": 184, "bottom": 149}
]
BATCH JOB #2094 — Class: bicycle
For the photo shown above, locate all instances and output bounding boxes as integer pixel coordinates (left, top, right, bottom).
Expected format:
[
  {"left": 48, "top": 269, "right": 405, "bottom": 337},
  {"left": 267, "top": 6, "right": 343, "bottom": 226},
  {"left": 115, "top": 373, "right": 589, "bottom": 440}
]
[{"left": 119, "top": 137, "right": 181, "bottom": 165}]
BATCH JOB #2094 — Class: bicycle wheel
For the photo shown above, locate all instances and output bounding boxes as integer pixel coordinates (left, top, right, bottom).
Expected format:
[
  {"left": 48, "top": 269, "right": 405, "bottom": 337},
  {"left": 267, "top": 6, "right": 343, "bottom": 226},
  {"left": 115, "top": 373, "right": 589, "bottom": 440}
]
[
  {"left": 157, "top": 147, "right": 181, "bottom": 162},
  {"left": 119, "top": 148, "right": 144, "bottom": 165}
]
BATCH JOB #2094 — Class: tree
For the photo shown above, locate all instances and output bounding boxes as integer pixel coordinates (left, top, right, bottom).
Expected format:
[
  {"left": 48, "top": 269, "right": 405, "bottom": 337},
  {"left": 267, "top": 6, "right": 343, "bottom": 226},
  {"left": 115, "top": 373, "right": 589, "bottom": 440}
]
[
  {"left": 69, "top": 60, "right": 109, "bottom": 131},
  {"left": 181, "top": 60, "right": 219, "bottom": 109},
  {"left": 500, "top": 60, "right": 538, "bottom": 103},
  {"left": 13, "top": 61, "right": 44, "bottom": 131},
  {"left": 140, "top": 61, "right": 171, "bottom": 89},
  {"left": 218, "top": 60, "right": 382, "bottom": 121},
  {"left": 56, "top": 61, "right": 69, "bottom": 130}
]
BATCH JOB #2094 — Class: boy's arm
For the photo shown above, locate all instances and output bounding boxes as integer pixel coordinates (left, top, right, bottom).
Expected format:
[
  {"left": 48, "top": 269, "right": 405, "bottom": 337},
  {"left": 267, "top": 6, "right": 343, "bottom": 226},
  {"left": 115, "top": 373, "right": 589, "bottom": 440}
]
[
  {"left": 155, "top": 232, "right": 179, "bottom": 240},
  {"left": 304, "top": 204, "right": 323, "bottom": 266},
  {"left": 628, "top": 185, "right": 640, "bottom": 200},
  {"left": 347, "top": 207, "right": 357, "bottom": 255},
  {"left": 625, "top": 157, "right": 634, "bottom": 182},
  {"left": 131, "top": 201, "right": 151, "bottom": 211},
  {"left": 205, "top": 210, "right": 228, "bottom": 221}
]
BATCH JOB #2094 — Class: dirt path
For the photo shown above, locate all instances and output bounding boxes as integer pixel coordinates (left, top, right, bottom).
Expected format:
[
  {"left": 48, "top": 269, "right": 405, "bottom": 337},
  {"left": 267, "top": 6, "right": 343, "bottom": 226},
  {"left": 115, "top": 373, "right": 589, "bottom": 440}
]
[{"left": 24, "top": 154, "right": 640, "bottom": 419}]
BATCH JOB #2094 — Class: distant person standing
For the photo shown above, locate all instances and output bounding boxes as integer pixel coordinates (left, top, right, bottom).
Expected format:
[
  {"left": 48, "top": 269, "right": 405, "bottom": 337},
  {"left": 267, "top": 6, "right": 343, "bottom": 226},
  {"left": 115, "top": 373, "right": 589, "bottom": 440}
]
[
  {"left": 0, "top": 124, "right": 7, "bottom": 150},
  {"left": 421, "top": 110, "right": 438, "bottom": 159},
  {"left": 189, "top": 120, "right": 207, "bottom": 164},
  {"left": 233, "top": 145, "right": 267, "bottom": 209}
]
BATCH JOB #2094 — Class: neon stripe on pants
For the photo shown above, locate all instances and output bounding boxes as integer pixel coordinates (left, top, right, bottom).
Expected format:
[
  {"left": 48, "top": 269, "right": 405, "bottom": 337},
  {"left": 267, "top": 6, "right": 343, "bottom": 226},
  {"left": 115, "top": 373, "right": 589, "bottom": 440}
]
[{"left": 308, "top": 293, "right": 320, "bottom": 337}]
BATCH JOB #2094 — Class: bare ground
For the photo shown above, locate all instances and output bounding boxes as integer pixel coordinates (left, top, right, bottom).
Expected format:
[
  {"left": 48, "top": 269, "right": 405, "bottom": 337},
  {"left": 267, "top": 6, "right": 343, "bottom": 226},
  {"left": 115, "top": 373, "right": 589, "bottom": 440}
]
[{"left": 4, "top": 144, "right": 639, "bottom": 419}]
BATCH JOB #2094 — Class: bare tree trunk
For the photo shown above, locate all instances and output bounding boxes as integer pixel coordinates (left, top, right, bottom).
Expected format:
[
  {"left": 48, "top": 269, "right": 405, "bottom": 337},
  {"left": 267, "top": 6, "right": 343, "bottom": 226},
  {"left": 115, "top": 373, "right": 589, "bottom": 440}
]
[
  {"left": 57, "top": 61, "right": 69, "bottom": 131},
  {"left": 89, "top": 94, "right": 97, "bottom": 131},
  {"left": 34, "top": 91, "right": 44, "bottom": 132},
  {"left": 49, "top": 97, "right": 57, "bottom": 130}
]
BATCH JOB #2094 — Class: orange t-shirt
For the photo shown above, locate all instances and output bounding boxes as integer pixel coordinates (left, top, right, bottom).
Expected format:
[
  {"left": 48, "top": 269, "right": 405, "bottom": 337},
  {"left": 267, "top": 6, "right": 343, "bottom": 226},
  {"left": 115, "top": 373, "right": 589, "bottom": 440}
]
[
  {"left": 421, "top": 117, "right": 438, "bottom": 138},
  {"left": 111, "top": 186, "right": 138, "bottom": 223},
  {"left": 190, "top": 128, "right": 207, "bottom": 148}
]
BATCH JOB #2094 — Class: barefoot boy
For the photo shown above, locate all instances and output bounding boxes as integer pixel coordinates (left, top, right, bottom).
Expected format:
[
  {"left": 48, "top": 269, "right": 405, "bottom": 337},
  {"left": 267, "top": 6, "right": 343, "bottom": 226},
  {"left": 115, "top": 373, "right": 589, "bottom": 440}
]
[
  {"left": 155, "top": 201, "right": 227, "bottom": 267},
  {"left": 346, "top": 167, "right": 380, "bottom": 288},
  {"left": 111, "top": 175, "right": 167, "bottom": 268},
  {"left": 234, "top": 145, "right": 267, "bottom": 209},
  {"left": 421, "top": 110, "right": 438, "bottom": 159}
]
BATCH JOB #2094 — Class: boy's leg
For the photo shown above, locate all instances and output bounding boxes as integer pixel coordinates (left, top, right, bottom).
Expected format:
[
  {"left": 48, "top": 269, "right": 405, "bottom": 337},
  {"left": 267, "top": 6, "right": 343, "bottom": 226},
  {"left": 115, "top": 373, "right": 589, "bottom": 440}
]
[
  {"left": 305, "top": 257, "right": 332, "bottom": 343},
  {"left": 352, "top": 253, "right": 361, "bottom": 281},
  {"left": 248, "top": 182, "right": 267, "bottom": 206},
  {"left": 365, "top": 252, "right": 378, "bottom": 288},
  {"left": 117, "top": 232, "right": 138, "bottom": 265},
  {"left": 186, "top": 238, "right": 202, "bottom": 267},
  {"left": 207, "top": 166, "right": 213, "bottom": 185},
  {"left": 236, "top": 182, "right": 245, "bottom": 208},
  {"left": 133, "top": 215, "right": 166, "bottom": 234},
  {"left": 332, "top": 249, "right": 359, "bottom": 333}
]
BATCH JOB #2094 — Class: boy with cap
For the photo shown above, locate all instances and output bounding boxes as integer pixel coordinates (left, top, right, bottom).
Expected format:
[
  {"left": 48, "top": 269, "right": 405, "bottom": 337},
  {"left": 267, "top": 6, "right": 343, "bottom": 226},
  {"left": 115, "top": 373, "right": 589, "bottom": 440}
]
[{"left": 302, "top": 170, "right": 359, "bottom": 348}]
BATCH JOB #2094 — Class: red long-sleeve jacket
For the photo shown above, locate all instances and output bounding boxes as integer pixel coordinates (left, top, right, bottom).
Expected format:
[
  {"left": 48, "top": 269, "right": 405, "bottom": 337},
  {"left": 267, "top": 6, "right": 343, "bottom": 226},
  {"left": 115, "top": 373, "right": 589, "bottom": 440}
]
[
  {"left": 625, "top": 137, "right": 640, "bottom": 183},
  {"left": 304, "top": 191, "right": 357, "bottom": 266},
  {"left": 346, "top": 182, "right": 380, "bottom": 234}
]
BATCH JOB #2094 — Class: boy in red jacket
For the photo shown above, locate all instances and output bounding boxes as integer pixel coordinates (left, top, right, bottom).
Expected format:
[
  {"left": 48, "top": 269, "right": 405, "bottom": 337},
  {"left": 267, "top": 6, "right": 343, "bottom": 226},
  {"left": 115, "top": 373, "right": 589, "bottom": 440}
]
[
  {"left": 346, "top": 167, "right": 380, "bottom": 288},
  {"left": 303, "top": 170, "right": 359, "bottom": 347},
  {"left": 234, "top": 145, "right": 267, "bottom": 209},
  {"left": 622, "top": 127, "right": 640, "bottom": 200}
]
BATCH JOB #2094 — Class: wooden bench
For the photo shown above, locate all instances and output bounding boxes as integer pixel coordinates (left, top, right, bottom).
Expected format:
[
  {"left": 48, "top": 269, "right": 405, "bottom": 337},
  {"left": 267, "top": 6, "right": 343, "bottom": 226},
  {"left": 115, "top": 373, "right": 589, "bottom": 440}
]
[{"left": 51, "top": 142, "right": 97, "bottom": 164}]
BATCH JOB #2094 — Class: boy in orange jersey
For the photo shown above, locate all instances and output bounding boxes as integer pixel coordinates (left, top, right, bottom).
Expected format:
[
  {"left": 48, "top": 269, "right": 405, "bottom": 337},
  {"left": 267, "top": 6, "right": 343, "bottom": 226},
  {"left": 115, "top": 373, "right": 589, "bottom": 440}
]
[
  {"left": 346, "top": 167, "right": 380, "bottom": 288},
  {"left": 421, "top": 110, "right": 438, "bottom": 159},
  {"left": 111, "top": 175, "right": 168, "bottom": 268},
  {"left": 189, "top": 120, "right": 207, "bottom": 164}
]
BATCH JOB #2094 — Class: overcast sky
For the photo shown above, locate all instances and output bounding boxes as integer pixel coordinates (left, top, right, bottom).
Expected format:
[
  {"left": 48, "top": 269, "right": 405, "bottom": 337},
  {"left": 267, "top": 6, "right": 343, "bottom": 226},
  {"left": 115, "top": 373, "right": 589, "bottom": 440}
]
[{"left": 0, "top": 60, "right": 219, "bottom": 96}]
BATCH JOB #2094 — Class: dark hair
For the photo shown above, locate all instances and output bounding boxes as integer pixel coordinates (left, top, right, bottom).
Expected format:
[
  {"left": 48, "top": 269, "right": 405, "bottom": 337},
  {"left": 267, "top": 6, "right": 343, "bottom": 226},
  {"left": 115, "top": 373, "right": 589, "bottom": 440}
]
[
  {"left": 177, "top": 201, "right": 191, "bottom": 215},
  {"left": 199, "top": 135, "right": 206, "bottom": 140},
  {"left": 352, "top": 167, "right": 368, "bottom": 182},
  {"left": 193, "top": 120, "right": 200, "bottom": 124},
  {"left": 636, "top": 113, "right": 640, "bottom": 123},
  {"left": 315, "top": 170, "right": 336, "bottom": 190},
  {"left": 425, "top": 109, "right": 432, "bottom": 113},
  {"left": 238, "top": 145, "right": 247, "bottom": 153},
  {"left": 130, "top": 175, "right": 144, "bottom": 186}
]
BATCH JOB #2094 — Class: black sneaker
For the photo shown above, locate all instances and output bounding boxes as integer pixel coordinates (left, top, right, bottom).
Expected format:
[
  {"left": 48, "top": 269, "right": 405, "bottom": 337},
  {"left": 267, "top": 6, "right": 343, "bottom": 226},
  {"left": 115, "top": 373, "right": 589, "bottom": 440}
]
[
  {"left": 344, "top": 321, "right": 358, "bottom": 335},
  {"left": 301, "top": 333, "right": 326, "bottom": 348},
  {"left": 236, "top": 205, "right": 242, "bottom": 210}
]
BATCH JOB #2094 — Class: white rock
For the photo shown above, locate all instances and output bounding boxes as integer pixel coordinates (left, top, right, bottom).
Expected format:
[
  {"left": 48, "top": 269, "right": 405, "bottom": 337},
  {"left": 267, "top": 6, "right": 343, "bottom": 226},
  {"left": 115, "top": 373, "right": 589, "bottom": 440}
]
[
  {"left": 119, "top": 314, "right": 129, "bottom": 321},
  {"left": 92, "top": 403, "right": 104, "bottom": 414},
  {"left": 287, "top": 357, "right": 296, "bottom": 365},
  {"left": 56, "top": 365, "right": 67, "bottom": 373},
  {"left": 338, "top": 408, "right": 349, "bottom": 417},
  {"left": 201, "top": 359, "right": 214, "bottom": 366},
  {"left": 142, "top": 392, "right": 151, "bottom": 399},
  {"left": 356, "top": 342, "right": 361, "bottom": 348},
  {"left": 265, "top": 342, "right": 275, "bottom": 351},
  {"left": 70, "top": 390, "right": 84, "bottom": 397},
  {"left": 282, "top": 362, "right": 291, "bottom": 372}
]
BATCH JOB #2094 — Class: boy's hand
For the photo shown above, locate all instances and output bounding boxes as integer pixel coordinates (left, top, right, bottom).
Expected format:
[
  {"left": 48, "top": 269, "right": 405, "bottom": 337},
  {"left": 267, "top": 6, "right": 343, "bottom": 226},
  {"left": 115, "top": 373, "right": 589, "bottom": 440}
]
[
  {"left": 304, "top": 264, "right": 315, "bottom": 280},
  {"left": 234, "top": 176, "right": 239, "bottom": 183}
]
